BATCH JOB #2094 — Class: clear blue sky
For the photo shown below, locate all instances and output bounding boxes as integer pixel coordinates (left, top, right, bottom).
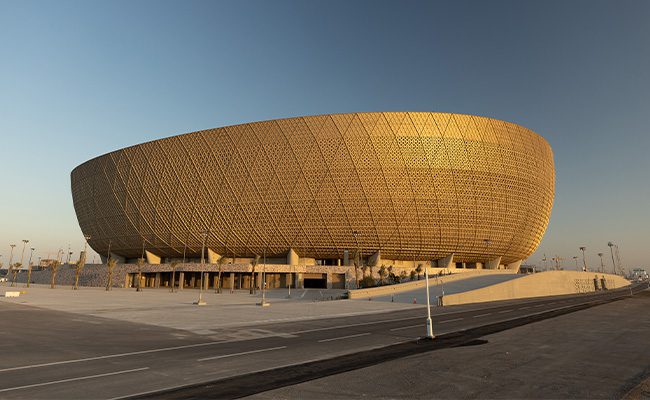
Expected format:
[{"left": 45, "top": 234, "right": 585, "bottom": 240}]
[{"left": 1, "top": 0, "right": 648, "bottom": 269}]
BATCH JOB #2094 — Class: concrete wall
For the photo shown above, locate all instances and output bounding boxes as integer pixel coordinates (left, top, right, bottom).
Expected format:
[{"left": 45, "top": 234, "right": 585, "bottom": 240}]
[
  {"left": 347, "top": 269, "right": 518, "bottom": 299},
  {"left": 441, "top": 270, "right": 630, "bottom": 306}
]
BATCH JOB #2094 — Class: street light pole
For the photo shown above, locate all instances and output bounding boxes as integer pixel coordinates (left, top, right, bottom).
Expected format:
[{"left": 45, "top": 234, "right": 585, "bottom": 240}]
[
  {"left": 19, "top": 239, "right": 29, "bottom": 268},
  {"left": 8, "top": 244, "right": 16, "bottom": 274},
  {"left": 608, "top": 242, "right": 617, "bottom": 275},
  {"left": 598, "top": 253, "right": 605, "bottom": 273},
  {"left": 579, "top": 246, "right": 587, "bottom": 272},
  {"left": 573, "top": 256, "right": 579, "bottom": 271},
  {"left": 259, "top": 248, "right": 269, "bottom": 307},
  {"left": 26, "top": 247, "right": 35, "bottom": 288},
  {"left": 195, "top": 230, "right": 208, "bottom": 305},
  {"left": 424, "top": 265, "right": 434, "bottom": 339}
]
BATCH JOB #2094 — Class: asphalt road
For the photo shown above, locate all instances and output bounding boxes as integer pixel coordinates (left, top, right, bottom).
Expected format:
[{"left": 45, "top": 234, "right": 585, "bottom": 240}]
[{"left": 0, "top": 283, "right": 646, "bottom": 399}]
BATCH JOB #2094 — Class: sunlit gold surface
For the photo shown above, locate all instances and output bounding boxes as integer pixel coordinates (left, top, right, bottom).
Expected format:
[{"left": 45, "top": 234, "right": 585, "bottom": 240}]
[{"left": 71, "top": 112, "right": 554, "bottom": 263}]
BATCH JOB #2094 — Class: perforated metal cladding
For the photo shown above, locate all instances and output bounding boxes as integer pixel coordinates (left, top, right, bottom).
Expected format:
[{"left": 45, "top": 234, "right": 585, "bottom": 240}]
[{"left": 71, "top": 112, "right": 554, "bottom": 264}]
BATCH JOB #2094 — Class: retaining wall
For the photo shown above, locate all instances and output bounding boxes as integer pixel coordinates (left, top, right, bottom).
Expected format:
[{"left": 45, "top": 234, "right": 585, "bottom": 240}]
[
  {"left": 441, "top": 270, "right": 630, "bottom": 306},
  {"left": 347, "top": 269, "right": 518, "bottom": 299}
]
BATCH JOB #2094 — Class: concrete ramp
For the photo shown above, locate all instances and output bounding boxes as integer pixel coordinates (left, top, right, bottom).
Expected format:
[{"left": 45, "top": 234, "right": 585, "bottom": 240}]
[
  {"left": 353, "top": 274, "right": 522, "bottom": 304},
  {"left": 441, "top": 271, "right": 630, "bottom": 306}
]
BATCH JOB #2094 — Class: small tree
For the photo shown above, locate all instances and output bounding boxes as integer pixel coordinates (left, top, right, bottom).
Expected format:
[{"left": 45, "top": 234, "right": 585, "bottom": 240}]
[
  {"left": 250, "top": 255, "right": 260, "bottom": 294},
  {"left": 72, "top": 253, "right": 86, "bottom": 290},
  {"left": 106, "top": 258, "right": 117, "bottom": 291},
  {"left": 400, "top": 270, "right": 407, "bottom": 282},
  {"left": 361, "top": 264, "right": 369, "bottom": 279},
  {"left": 49, "top": 260, "right": 61, "bottom": 289},
  {"left": 10, "top": 262, "right": 21, "bottom": 287},
  {"left": 378, "top": 265, "right": 387, "bottom": 285},
  {"left": 410, "top": 269, "right": 417, "bottom": 281},
  {"left": 216, "top": 256, "right": 225, "bottom": 294},
  {"left": 169, "top": 262, "right": 178, "bottom": 292},
  {"left": 415, "top": 264, "right": 423, "bottom": 280},
  {"left": 359, "top": 275, "right": 375, "bottom": 288},
  {"left": 136, "top": 257, "right": 144, "bottom": 291}
]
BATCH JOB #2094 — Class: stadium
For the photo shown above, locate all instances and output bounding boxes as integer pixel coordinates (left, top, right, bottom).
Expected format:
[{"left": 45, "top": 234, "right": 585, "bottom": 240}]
[{"left": 71, "top": 112, "right": 554, "bottom": 289}]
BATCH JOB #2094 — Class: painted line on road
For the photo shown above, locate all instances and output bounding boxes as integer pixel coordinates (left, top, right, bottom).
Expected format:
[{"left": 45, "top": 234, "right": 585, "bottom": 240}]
[
  {"left": 438, "top": 318, "right": 464, "bottom": 324},
  {"left": 107, "top": 338, "right": 416, "bottom": 400},
  {"left": 518, "top": 306, "right": 532, "bottom": 310},
  {"left": 198, "top": 346, "right": 287, "bottom": 362},
  {"left": 290, "top": 315, "right": 422, "bottom": 335},
  {"left": 472, "top": 313, "right": 492, "bottom": 318},
  {"left": 318, "top": 332, "right": 371, "bottom": 343},
  {"left": 0, "top": 367, "right": 149, "bottom": 393},
  {"left": 0, "top": 340, "right": 232, "bottom": 373},
  {"left": 497, "top": 309, "right": 514, "bottom": 314},
  {"left": 390, "top": 324, "right": 424, "bottom": 331}
]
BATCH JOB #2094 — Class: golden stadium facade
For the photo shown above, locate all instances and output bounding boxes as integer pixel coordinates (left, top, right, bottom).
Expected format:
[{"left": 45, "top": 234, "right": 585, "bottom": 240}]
[{"left": 71, "top": 112, "right": 554, "bottom": 268}]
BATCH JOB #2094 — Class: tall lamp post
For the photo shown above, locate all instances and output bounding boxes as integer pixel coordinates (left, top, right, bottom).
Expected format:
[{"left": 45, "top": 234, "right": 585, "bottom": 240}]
[
  {"left": 608, "top": 242, "right": 617, "bottom": 275},
  {"left": 352, "top": 230, "right": 362, "bottom": 287},
  {"left": 19, "top": 240, "right": 29, "bottom": 269},
  {"left": 597, "top": 253, "right": 605, "bottom": 273},
  {"left": 195, "top": 230, "right": 208, "bottom": 306},
  {"left": 579, "top": 246, "right": 587, "bottom": 272},
  {"left": 424, "top": 264, "right": 434, "bottom": 339},
  {"left": 258, "top": 248, "right": 270, "bottom": 307},
  {"left": 26, "top": 247, "right": 35, "bottom": 288}
]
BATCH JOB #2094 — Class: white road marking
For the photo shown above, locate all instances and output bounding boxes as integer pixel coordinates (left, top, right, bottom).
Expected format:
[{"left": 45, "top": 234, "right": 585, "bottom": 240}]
[
  {"left": 197, "top": 346, "right": 287, "bottom": 362},
  {"left": 0, "top": 367, "right": 149, "bottom": 393},
  {"left": 472, "top": 313, "right": 492, "bottom": 318},
  {"left": 107, "top": 339, "right": 416, "bottom": 400},
  {"left": 390, "top": 324, "right": 424, "bottom": 331},
  {"left": 318, "top": 332, "right": 371, "bottom": 343},
  {"left": 291, "top": 315, "right": 422, "bottom": 335},
  {"left": 519, "top": 306, "right": 532, "bottom": 310},
  {"left": 533, "top": 304, "right": 546, "bottom": 308},
  {"left": 439, "top": 318, "right": 464, "bottom": 324},
  {"left": 498, "top": 309, "right": 514, "bottom": 314},
  {"left": 0, "top": 340, "right": 230, "bottom": 373}
]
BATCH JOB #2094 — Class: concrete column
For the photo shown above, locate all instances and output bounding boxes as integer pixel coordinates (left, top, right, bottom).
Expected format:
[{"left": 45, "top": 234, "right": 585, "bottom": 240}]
[
  {"left": 213, "top": 275, "right": 219, "bottom": 290},
  {"left": 287, "top": 248, "right": 299, "bottom": 265},
  {"left": 343, "top": 250, "right": 350, "bottom": 266},
  {"left": 178, "top": 272, "right": 185, "bottom": 291},
  {"left": 368, "top": 250, "right": 381, "bottom": 267},
  {"left": 154, "top": 272, "right": 161, "bottom": 288},
  {"left": 297, "top": 273, "right": 304, "bottom": 289},
  {"left": 326, "top": 272, "right": 333, "bottom": 289},
  {"left": 145, "top": 250, "right": 161, "bottom": 265},
  {"left": 435, "top": 253, "right": 455, "bottom": 270},
  {"left": 207, "top": 249, "right": 221, "bottom": 264},
  {"left": 486, "top": 256, "right": 502, "bottom": 270},
  {"left": 506, "top": 260, "right": 522, "bottom": 272},
  {"left": 204, "top": 272, "right": 209, "bottom": 290},
  {"left": 190, "top": 274, "right": 196, "bottom": 288}
]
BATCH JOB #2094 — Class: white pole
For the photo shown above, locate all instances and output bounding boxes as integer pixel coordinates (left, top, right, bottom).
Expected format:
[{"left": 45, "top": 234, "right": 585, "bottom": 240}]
[{"left": 424, "top": 266, "right": 434, "bottom": 339}]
